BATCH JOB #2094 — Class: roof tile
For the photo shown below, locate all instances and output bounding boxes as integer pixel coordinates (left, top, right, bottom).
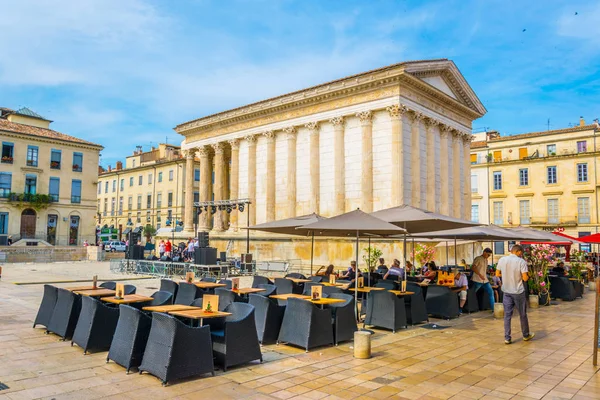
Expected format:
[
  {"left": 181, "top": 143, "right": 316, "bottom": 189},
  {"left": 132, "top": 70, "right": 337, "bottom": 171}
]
[{"left": 0, "top": 119, "right": 103, "bottom": 148}]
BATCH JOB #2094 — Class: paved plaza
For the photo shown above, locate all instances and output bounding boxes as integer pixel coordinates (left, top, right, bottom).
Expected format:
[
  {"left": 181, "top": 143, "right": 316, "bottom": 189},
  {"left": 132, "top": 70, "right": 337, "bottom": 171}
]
[{"left": 0, "top": 261, "right": 599, "bottom": 399}]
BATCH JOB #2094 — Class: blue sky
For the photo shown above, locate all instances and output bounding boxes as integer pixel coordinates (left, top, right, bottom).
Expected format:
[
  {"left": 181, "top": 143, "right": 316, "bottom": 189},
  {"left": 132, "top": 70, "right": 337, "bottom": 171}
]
[{"left": 1, "top": 0, "right": 599, "bottom": 167}]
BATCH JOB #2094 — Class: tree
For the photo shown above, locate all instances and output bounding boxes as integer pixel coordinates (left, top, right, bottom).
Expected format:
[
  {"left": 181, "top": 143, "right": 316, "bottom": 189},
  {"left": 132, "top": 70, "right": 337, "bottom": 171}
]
[
  {"left": 362, "top": 246, "right": 383, "bottom": 272},
  {"left": 143, "top": 224, "right": 156, "bottom": 243}
]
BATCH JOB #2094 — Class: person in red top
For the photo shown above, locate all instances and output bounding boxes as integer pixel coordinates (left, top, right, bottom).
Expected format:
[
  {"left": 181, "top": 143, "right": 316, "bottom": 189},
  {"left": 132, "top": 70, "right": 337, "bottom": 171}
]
[{"left": 165, "top": 240, "right": 172, "bottom": 257}]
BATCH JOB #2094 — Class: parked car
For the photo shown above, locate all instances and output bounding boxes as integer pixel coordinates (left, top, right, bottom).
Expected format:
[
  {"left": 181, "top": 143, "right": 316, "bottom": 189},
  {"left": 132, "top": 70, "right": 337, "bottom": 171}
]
[{"left": 105, "top": 241, "right": 127, "bottom": 252}]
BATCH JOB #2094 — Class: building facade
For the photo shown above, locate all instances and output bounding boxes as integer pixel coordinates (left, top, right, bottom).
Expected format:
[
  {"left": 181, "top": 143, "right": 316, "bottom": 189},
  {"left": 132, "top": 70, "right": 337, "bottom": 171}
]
[
  {"left": 173, "top": 59, "right": 486, "bottom": 265},
  {"left": 0, "top": 107, "right": 103, "bottom": 245},
  {"left": 96, "top": 144, "right": 200, "bottom": 238},
  {"left": 470, "top": 120, "right": 600, "bottom": 253}
]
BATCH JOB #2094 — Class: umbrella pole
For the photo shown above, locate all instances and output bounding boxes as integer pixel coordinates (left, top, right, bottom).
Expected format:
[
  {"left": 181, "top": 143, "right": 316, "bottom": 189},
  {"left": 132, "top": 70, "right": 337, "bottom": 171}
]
[
  {"left": 355, "top": 231, "right": 359, "bottom": 321},
  {"left": 446, "top": 241, "right": 449, "bottom": 267},
  {"left": 368, "top": 237, "right": 371, "bottom": 287},
  {"left": 412, "top": 237, "right": 415, "bottom": 268},
  {"left": 472, "top": 242, "right": 475, "bottom": 263},
  {"left": 454, "top": 237, "right": 457, "bottom": 267},
  {"left": 310, "top": 232, "right": 314, "bottom": 276}
]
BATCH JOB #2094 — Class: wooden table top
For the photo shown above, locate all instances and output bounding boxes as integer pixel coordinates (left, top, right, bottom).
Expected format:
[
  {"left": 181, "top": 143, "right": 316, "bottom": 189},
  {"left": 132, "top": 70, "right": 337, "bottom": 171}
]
[
  {"left": 388, "top": 290, "right": 416, "bottom": 296},
  {"left": 351, "top": 286, "right": 386, "bottom": 293},
  {"left": 232, "top": 288, "right": 266, "bottom": 295},
  {"left": 187, "top": 282, "right": 227, "bottom": 289},
  {"left": 288, "top": 278, "right": 312, "bottom": 283},
  {"left": 65, "top": 285, "right": 97, "bottom": 292},
  {"left": 168, "top": 309, "right": 232, "bottom": 319},
  {"left": 309, "top": 298, "right": 346, "bottom": 305},
  {"left": 76, "top": 288, "right": 116, "bottom": 297},
  {"left": 100, "top": 294, "right": 154, "bottom": 304},
  {"left": 142, "top": 305, "right": 201, "bottom": 313},
  {"left": 321, "top": 282, "right": 344, "bottom": 287},
  {"left": 270, "top": 293, "right": 310, "bottom": 300}
]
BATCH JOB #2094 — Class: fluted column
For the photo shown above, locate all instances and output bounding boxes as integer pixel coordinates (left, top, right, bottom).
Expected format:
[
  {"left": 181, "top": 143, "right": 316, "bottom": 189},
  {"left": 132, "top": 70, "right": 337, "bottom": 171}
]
[
  {"left": 198, "top": 146, "right": 212, "bottom": 230},
  {"left": 425, "top": 118, "right": 436, "bottom": 212},
  {"left": 228, "top": 139, "right": 239, "bottom": 231},
  {"left": 246, "top": 135, "right": 257, "bottom": 226},
  {"left": 410, "top": 111, "right": 424, "bottom": 208},
  {"left": 462, "top": 133, "right": 472, "bottom": 220},
  {"left": 306, "top": 122, "right": 320, "bottom": 214},
  {"left": 439, "top": 125, "right": 451, "bottom": 216},
  {"left": 331, "top": 116, "right": 346, "bottom": 214},
  {"left": 452, "top": 130, "right": 462, "bottom": 218},
  {"left": 357, "top": 111, "right": 373, "bottom": 212},
  {"left": 183, "top": 148, "right": 197, "bottom": 233},
  {"left": 387, "top": 105, "right": 407, "bottom": 206},
  {"left": 212, "top": 143, "right": 225, "bottom": 232},
  {"left": 264, "top": 130, "right": 276, "bottom": 222},
  {"left": 282, "top": 127, "right": 297, "bottom": 218}
]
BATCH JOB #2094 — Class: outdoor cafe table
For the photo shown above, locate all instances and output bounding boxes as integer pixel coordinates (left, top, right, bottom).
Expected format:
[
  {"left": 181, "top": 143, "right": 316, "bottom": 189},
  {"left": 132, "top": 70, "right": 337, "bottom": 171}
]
[
  {"left": 271, "top": 277, "right": 312, "bottom": 284},
  {"left": 351, "top": 286, "right": 386, "bottom": 293},
  {"left": 65, "top": 285, "right": 97, "bottom": 292},
  {"left": 388, "top": 290, "right": 416, "bottom": 297},
  {"left": 100, "top": 294, "right": 154, "bottom": 305},
  {"left": 182, "top": 281, "right": 227, "bottom": 289},
  {"left": 269, "top": 294, "right": 345, "bottom": 309},
  {"left": 75, "top": 288, "right": 116, "bottom": 297},
  {"left": 168, "top": 309, "right": 232, "bottom": 326},
  {"left": 143, "top": 305, "right": 201, "bottom": 313},
  {"left": 321, "top": 282, "right": 345, "bottom": 287},
  {"left": 232, "top": 288, "right": 265, "bottom": 295}
]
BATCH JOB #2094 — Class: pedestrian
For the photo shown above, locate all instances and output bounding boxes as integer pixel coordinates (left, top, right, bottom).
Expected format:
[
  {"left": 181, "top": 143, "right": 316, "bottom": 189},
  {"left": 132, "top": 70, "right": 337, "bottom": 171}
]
[
  {"left": 158, "top": 240, "right": 165, "bottom": 258},
  {"left": 165, "top": 240, "right": 172, "bottom": 257},
  {"left": 472, "top": 248, "right": 495, "bottom": 311},
  {"left": 495, "top": 244, "right": 535, "bottom": 344}
]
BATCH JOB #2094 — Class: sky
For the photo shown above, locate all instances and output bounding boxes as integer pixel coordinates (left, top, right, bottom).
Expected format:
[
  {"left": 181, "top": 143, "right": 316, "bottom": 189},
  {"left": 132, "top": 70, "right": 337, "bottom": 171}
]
[{"left": 1, "top": 0, "right": 599, "bottom": 167}]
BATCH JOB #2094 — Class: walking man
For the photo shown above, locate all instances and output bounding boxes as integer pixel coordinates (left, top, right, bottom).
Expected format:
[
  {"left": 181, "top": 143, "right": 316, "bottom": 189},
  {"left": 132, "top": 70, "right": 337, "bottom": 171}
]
[
  {"left": 496, "top": 244, "right": 535, "bottom": 344},
  {"left": 472, "top": 248, "right": 495, "bottom": 310}
]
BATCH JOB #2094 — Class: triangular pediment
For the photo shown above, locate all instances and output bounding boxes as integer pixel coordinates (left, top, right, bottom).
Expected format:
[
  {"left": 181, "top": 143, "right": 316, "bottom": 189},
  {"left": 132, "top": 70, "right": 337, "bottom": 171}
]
[{"left": 421, "top": 75, "right": 458, "bottom": 99}]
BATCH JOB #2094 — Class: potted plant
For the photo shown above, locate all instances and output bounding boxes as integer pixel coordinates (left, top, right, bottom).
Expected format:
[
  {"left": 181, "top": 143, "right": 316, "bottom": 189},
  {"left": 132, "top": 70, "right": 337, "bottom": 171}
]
[
  {"left": 362, "top": 246, "right": 383, "bottom": 272},
  {"left": 524, "top": 244, "right": 555, "bottom": 307},
  {"left": 51, "top": 161, "right": 60, "bottom": 168},
  {"left": 72, "top": 164, "right": 80, "bottom": 171},
  {"left": 411, "top": 243, "right": 436, "bottom": 270},
  {"left": 1, "top": 156, "right": 13, "bottom": 163}
]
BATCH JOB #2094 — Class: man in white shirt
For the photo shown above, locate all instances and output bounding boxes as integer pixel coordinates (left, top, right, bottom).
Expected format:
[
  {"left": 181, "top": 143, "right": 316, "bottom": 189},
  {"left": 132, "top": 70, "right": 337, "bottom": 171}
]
[{"left": 496, "top": 244, "right": 535, "bottom": 344}]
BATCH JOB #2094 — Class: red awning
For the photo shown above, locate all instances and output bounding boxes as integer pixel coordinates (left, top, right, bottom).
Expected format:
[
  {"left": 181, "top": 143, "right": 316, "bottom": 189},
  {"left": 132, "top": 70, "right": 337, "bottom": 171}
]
[
  {"left": 579, "top": 232, "right": 600, "bottom": 243},
  {"left": 520, "top": 241, "right": 573, "bottom": 246},
  {"left": 552, "top": 231, "right": 582, "bottom": 242}
]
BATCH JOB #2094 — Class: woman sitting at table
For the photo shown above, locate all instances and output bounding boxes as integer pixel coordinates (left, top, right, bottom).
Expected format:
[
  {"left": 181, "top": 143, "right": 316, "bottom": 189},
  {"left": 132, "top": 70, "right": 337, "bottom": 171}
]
[
  {"left": 315, "top": 264, "right": 335, "bottom": 277},
  {"left": 383, "top": 259, "right": 404, "bottom": 280},
  {"left": 424, "top": 262, "right": 438, "bottom": 282}
]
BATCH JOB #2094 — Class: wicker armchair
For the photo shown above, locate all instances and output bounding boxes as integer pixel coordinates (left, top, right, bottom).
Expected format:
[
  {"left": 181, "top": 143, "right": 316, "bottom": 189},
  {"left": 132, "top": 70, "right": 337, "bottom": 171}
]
[
  {"left": 375, "top": 280, "right": 398, "bottom": 290},
  {"left": 174, "top": 282, "right": 202, "bottom": 305},
  {"left": 404, "top": 284, "right": 428, "bottom": 325},
  {"left": 364, "top": 291, "right": 407, "bottom": 333},
  {"left": 33, "top": 285, "right": 58, "bottom": 329},
  {"left": 215, "top": 288, "right": 244, "bottom": 311},
  {"left": 139, "top": 313, "right": 214, "bottom": 385},
  {"left": 218, "top": 279, "right": 232, "bottom": 289},
  {"left": 100, "top": 282, "right": 116, "bottom": 290},
  {"left": 285, "top": 273, "right": 307, "bottom": 279},
  {"left": 310, "top": 276, "right": 323, "bottom": 283},
  {"left": 72, "top": 296, "right": 120, "bottom": 354},
  {"left": 209, "top": 303, "right": 262, "bottom": 371},
  {"left": 550, "top": 277, "right": 576, "bottom": 301},
  {"left": 141, "top": 291, "right": 173, "bottom": 308},
  {"left": 302, "top": 282, "right": 323, "bottom": 296},
  {"left": 322, "top": 286, "right": 342, "bottom": 297},
  {"left": 462, "top": 283, "right": 480, "bottom": 314},
  {"left": 257, "top": 283, "right": 277, "bottom": 297},
  {"left": 47, "top": 288, "right": 81, "bottom": 340},
  {"left": 328, "top": 294, "right": 357, "bottom": 345},
  {"left": 201, "top": 277, "right": 217, "bottom": 283},
  {"left": 252, "top": 276, "right": 271, "bottom": 288},
  {"left": 124, "top": 285, "right": 137, "bottom": 295},
  {"left": 107, "top": 305, "right": 152, "bottom": 373},
  {"left": 248, "top": 294, "right": 284, "bottom": 344},
  {"left": 278, "top": 297, "right": 334, "bottom": 351},
  {"left": 159, "top": 279, "right": 178, "bottom": 299},
  {"left": 425, "top": 285, "right": 460, "bottom": 319},
  {"left": 274, "top": 278, "right": 293, "bottom": 295}
]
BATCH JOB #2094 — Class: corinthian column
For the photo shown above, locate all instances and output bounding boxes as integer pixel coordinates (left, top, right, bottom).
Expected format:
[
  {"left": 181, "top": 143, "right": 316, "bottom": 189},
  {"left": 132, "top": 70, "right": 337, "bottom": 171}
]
[
  {"left": 212, "top": 143, "right": 225, "bottom": 232},
  {"left": 425, "top": 118, "right": 436, "bottom": 212},
  {"left": 198, "top": 146, "right": 211, "bottom": 230},
  {"left": 284, "top": 127, "right": 297, "bottom": 218},
  {"left": 357, "top": 111, "right": 373, "bottom": 212},
  {"left": 439, "top": 125, "right": 451, "bottom": 216},
  {"left": 462, "top": 133, "right": 472, "bottom": 220},
  {"left": 330, "top": 116, "right": 346, "bottom": 214},
  {"left": 228, "top": 139, "right": 239, "bottom": 231},
  {"left": 306, "top": 122, "right": 320, "bottom": 214},
  {"left": 246, "top": 135, "right": 257, "bottom": 226},
  {"left": 452, "top": 130, "right": 462, "bottom": 218},
  {"left": 183, "top": 148, "right": 197, "bottom": 233},
  {"left": 264, "top": 131, "right": 276, "bottom": 222},
  {"left": 387, "top": 105, "right": 407, "bottom": 206},
  {"left": 410, "top": 111, "right": 424, "bottom": 208}
]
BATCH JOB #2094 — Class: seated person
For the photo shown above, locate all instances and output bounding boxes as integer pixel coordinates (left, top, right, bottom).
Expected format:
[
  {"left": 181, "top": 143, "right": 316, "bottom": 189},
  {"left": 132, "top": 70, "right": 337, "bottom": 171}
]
[
  {"left": 452, "top": 270, "right": 469, "bottom": 312},
  {"left": 383, "top": 259, "right": 404, "bottom": 280},
  {"left": 315, "top": 264, "right": 335, "bottom": 277},
  {"left": 459, "top": 259, "right": 468, "bottom": 268},
  {"left": 406, "top": 261, "right": 414, "bottom": 275},
  {"left": 375, "top": 258, "right": 388, "bottom": 274},
  {"left": 424, "top": 262, "right": 438, "bottom": 282},
  {"left": 491, "top": 274, "right": 502, "bottom": 302},
  {"left": 551, "top": 261, "right": 566, "bottom": 276},
  {"left": 340, "top": 261, "right": 361, "bottom": 285}
]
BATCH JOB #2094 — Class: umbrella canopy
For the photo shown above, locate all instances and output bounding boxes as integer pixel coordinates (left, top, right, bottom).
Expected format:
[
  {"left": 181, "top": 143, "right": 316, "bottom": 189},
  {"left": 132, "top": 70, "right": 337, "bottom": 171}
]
[
  {"left": 247, "top": 213, "right": 327, "bottom": 236},
  {"left": 414, "top": 225, "right": 524, "bottom": 241},
  {"left": 371, "top": 204, "right": 480, "bottom": 233},
  {"left": 297, "top": 209, "right": 407, "bottom": 237},
  {"left": 572, "top": 232, "right": 600, "bottom": 244},
  {"left": 509, "top": 227, "right": 581, "bottom": 243}
]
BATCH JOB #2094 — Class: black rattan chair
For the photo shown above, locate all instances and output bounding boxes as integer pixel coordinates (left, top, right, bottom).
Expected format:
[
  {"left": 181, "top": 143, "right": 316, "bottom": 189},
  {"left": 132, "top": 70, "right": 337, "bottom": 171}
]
[
  {"left": 364, "top": 291, "right": 407, "bottom": 333},
  {"left": 310, "top": 276, "right": 323, "bottom": 283},
  {"left": 33, "top": 285, "right": 58, "bottom": 329},
  {"left": 425, "top": 285, "right": 460, "bottom": 319},
  {"left": 252, "top": 276, "right": 270, "bottom": 288},
  {"left": 142, "top": 291, "right": 173, "bottom": 307},
  {"left": 274, "top": 278, "right": 293, "bottom": 294},
  {"left": 215, "top": 288, "right": 243, "bottom": 310},
  {"left": 139, "top": 313, "right": 214, "bottom": 385},
  {"left": 462, "top": 283, "right": 479, "bottom": 314},
  {"left": 572, "top": 280, "right": 584, "bottom": 298},
  {"left": 209, "top": 303, "right": 262, "bottom": 371},
  {"left": 302, "top": 282, "right": 323, "bottom": 296},
  {"left": 257, "top": 283, "right": 277, "bottom": 297},
  {"left": 201, "top": 277, "right": 217, "bottom": 283},
  {"left": 174, "top": 282, "right": 201, "bottom": 305},
  {"left": 550, "top": 277, "right": 576, "bottom": 301},
  {"left": 160, "top": 279, "right": 178, "bottom": 299},
  {"left": 328, "top": 293, "right": 357, "bottom": 345},
  {"left": 47, "top": 288, "right": 81, "bottom": 340},
  {"left": 404, "top": 283, "right": 428, "bottom": 325},
  {"left": 107, "top": 305, "right": 152, "bottom": 373},
  {"left": 72, "top": 296, "right": 120, "bottom": 354},
  {"left": 124, "top": 285, "right": 137, "bottom": 295},
  {"left": 218, "top": 279, "right": 232, "bottom": 289},
  {"left": 278, "top": 297, "right": 334, "bottom": 351},
  {"left": 285, "top": 273, "right": 307, "bottom": 279},
  {"left": 322, "top": 286, "right": 343, "bottom": 297},
  {"left": 248, "top": 294, "right": 285, "bottom": 344},
  {"left": 100, "top": 282, "right": 116, "bottom": 290},
  {"left": 375, "top": 280, "right": 398, "bottom": 290}
]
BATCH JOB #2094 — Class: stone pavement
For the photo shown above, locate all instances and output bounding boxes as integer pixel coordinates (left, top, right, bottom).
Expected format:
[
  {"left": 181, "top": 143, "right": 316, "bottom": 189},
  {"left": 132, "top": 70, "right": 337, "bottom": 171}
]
[{"left": 0, "top": 261, "right": 599, "bottom": 399}]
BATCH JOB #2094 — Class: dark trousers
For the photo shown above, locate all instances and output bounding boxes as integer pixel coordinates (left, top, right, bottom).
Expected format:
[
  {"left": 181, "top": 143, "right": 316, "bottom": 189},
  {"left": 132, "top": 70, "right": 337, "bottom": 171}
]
[{"left": 503, "top": 291, "right": 530, "bottom": 341}]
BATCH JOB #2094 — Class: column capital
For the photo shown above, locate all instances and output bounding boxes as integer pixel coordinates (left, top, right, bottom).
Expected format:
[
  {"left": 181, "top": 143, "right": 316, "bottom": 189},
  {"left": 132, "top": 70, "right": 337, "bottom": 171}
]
[
  {"left": 228, "top": 139, "right": 240, "bottom": 150},
  {"left": 184, "top": 148, "right": 197, "bottom": 160},
  {"left": 211, "top": 142, "right": 225, "bottom": 155},
  {"left": 386, "top": 104, "right": 408, "bottom": 119},
  {"left": 461, "top": 132, "right": 473, "bottom": 143},
  {"left": 283, "top": 126, "right": 297, "bottom": 140},
  {"left": 245, "top": 134, "right": 257, "bottom": 144},
  {"left": 197, "top": 145, "right": 211, "bottom": 158},
  {"left": 356, "top": 111, "right": 373, "bottom": 126},
  {"left": 423, "top": 117, "right": 436, "bottom": 128},
  {"left": 329, "top": 116, "right": 345, "bottom": 127},
  {"left": 438, "top": 123, "right": 451, "bottom": 137},
  {"left": 409, "top": 110, "right": 425, "bottom": 123},
  {"left": 451, "top": 129, "right": 462, "bottom": 142},
  {"left": 305, "top": 121, "right": 319, "bottom": 132},
  {"left": 262, "top": 130, "right": 276, "bottom": 142}
]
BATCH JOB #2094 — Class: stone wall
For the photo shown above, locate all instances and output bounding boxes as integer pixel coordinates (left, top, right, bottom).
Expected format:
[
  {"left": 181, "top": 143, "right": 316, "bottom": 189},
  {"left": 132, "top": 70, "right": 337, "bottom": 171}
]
[{"left": 0, "top": 246, "right": 88, "bottom": 263}]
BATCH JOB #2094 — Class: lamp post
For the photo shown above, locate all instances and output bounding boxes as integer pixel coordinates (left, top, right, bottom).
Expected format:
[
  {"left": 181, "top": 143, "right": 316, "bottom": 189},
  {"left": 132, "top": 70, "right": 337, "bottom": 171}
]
[{"left": 125, "top": 218, "right": 133, "bottom": 269}]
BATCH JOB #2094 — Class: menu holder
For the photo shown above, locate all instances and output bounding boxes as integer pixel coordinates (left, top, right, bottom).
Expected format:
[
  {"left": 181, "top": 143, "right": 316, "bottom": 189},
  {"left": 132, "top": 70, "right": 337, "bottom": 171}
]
[
  {"left": 329, "top": 274, "right": 336, "bottom": 285},
  {"left": 401, "top": 280, "right": 407, "bottom": 293},
  {"left": 92, "top": 275, "right": 98, "bottom": 289},
  {"left": 185, "top": 271, "right": 195, "bottom": 283},
  {"left": 115, "top": 283, "right": 125, "bottom": 300},
  {"left": 202, "top": 294, "right": 219, "bottom": 313},
  {"left": 311, "top": 285, "right": 322, "bottom": 300},
  {"left": 357, "top": 276, "right": 364, "bottom": 288},
  {"left": 437, "top": 271, "right": 456, "bottom": 286},
  {"left": 232, "top": 278, "right": 240, "bottom": 291}
]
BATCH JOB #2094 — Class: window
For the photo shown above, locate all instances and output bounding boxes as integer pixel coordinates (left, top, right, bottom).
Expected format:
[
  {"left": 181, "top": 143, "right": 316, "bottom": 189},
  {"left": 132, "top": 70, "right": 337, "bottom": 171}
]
[
  {"left": 0, "top": 172, "right": 12, "bottom": 197},
  {"left": 157, "top": 211, "right": 161, "bottom": 222},
  {"left": 26, "top": 145, "right": 39, "bottom": 167},
  {"left": 577, "top": 163, "right": 588, "bottom": 182},
  {"left": 49, "top": 178, "right": 60, "bottom": 202},
  {"left": 138, "top": 175, "right": 143, "bottom": 185},
  {"left": 168, "top": 192, "right": 173, "bottom": 207},
  {"left": 519, "top": 168, "right": 529, "bottom": 186},
  {"left": 98, "top": 182, "right": 101, "bottom": 195},
  {"left": 519, "top": 200, "right": 530, "bottom": 224},
  {"left": 25, "top": 174, "right": 37, "bottom": 194},
  {"left": 128, "top": 196, "right": 133, "bottom": 210},
  {"left": 547, "top": 199, "right": 559, "bottom": 224},
  {"left": 470, "top": 154, "right": 477, "bottom": 164},
  {"left": 157, "top": 193, "right": 162, "bottom": 208},
  {"left": 169, "top": 170, "right": 174, "bottom": 181},
  {"left": 212, "top": 171, "right": 215, "bottom": 184},
  {"left": 1, "top": 142, "right": 14, "bottom": 164},
  {"left": 194, "top": 192, "right": 199, "bottom": 203},
  {"left": 194, "top": 168, "right": 200, "bottom": 181},
  {"left": 494, "top": 241, "right": 505, "bottom": 255},
  {"left": 71, "top": 180, "right": 82, "bottom": 203},
  {"left": 129, "top": 177, "right": 134, "bottom": 187},
  {"left": 146, "top": 210, "right": 151, "bottom": 222},
  {"left": 518, "top": 148, "right": 528, "bottom": 159},
  {"left": 547, "top": 166, "right": 557, "bottom": 184},
  {"left": 146, "top": 194, "right": 152, "bottom": 208},
  {"left": 158, "top": 172, "right": 163, "bottom": 182},
  {"left": 110, "top": 198, "right": 115, "bottom": 216},
  {"left": 471, "top": 205, "right": 479, "bottom": 222},
  {"left": 136, "top": 212, "right": 141, "bottom": 223},
  {"left": 579, "top": 232, "right": 592, "bottom": 252},
  {"left": 493, "top": 171, "right": 502, "bottom": 190},
  {"left": 132, "top": 160, "right": 136, "bottom": 168},
  {"left": 471, "top": 175, "right": 478, "bottom": 193},
  {"left": 118, "top": 197, "right": 123, "bottom": 216},
  {"left": 167, "top": 209, "right": 172, "bottom": 220},
  {"left": 120, "top": 179, "right": 124, "bottom": 191},
  {"left": 148, "top": 173, "right": 152, "bottom": 184},
  {"left": 72, "top": 152, "right": 83, "bottom": 172},
  {"left": 578, "top": 197, "right": 591, "bottom": 224},
  {"left": 493, "top": 201, "right": 503, "bottom": 225},
  {"left": 103, "top": 198, "right": 107, "bottom": 216},
  {"left": 104, "top": 181, "right": 109, "bottom": 193},
  {"left": 97, "top": 200, "right": 101, "bottom": 213},
  {"left": 137, "top": 195, "right": 142, "bottom": 210},
  {"left": 50, "top": 149, "right": 61, "bottom": 169},
  {"left": 547, "top": 144, "right": 556, "bottom": 156},
  {"left": 112, "top": 179, "right": 116, "bottom": 193},
  {"left": 577, "top": 141, "right": 587, "bottom": 153},
  {"left": 0, "top": 212, "right": 8, "bottom": 234},
  {"left": 493, "top": 151, "right": 501, "bottom": 162}
]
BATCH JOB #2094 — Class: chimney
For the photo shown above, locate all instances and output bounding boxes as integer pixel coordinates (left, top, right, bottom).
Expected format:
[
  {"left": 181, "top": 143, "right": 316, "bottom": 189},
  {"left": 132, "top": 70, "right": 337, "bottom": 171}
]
[
  {"left": 580, "top": 116, "right": 585, "bottom": 126},
  {"left": 98, "top": 166, "right": 104, "bottom": 174},
  {"left": 108, "top": 165, "right": 112, "bottom": 172},
  {"left": 116, "top": 161, "right": 123, "bottom": 170}
]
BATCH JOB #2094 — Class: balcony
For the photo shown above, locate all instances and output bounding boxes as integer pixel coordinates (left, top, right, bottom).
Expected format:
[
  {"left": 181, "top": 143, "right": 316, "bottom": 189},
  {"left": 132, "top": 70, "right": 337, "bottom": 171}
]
[
  {"left": 72, "top": 164, "right": 82, "bottom": 172},
  {"left": 5, "top": 193, "right": 55, "bottom": 208},
  {"left": 50, "top": 161, "right": 61, "bottom": 170},
  {"left": 1, "top": 156, "right": 13, "bottom": 164},
  {"left": 71, "top": 196, "right": 81, "bottom": 204},
  {"left": 529, "top": 216, "right": 578, "bottom": 227}
]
